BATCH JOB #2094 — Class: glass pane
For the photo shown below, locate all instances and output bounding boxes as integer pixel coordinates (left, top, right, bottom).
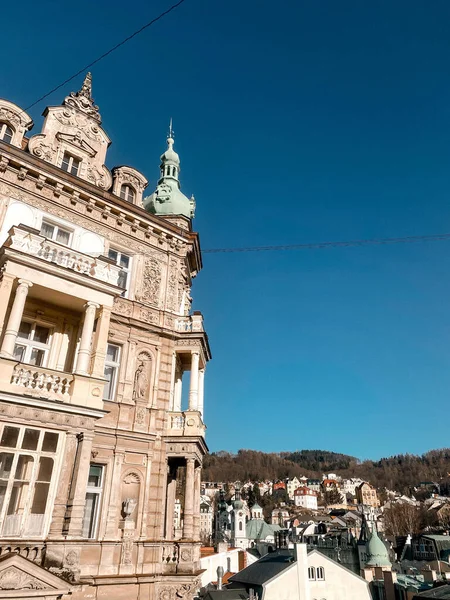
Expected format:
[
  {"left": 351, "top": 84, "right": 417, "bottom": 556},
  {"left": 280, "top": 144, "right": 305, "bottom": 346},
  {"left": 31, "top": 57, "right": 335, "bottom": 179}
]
[
  {"left": 56, "top": 228, "right": 70, "bottom": 245},
  {"left": 120, "top": 186, "right": 127, "bottom": 200},
  {"left": 106, "top": 344, "right": 119, "bottom": 362},
  {"left": 33, "top": 325, "right": 50, "bottom": 344},
  {"left": 103, "top": 366, "right": 115, "bottom": 400},
  {"left": 42, "top": 432, "right": 58, "bottom": 453},
  {"left": 108, "top": 249, "right": 118, "bottom": 262},
  {"left": 70, "top": 160, "right": 80, "bottom": 176},
  {"left": 22, "top": 429, "right": 39, "bottom": 450},
  {"left": 0, "top": 453, "right": 14, "bottom": 478},
  {"left": 88, "top": 465, "right": 103, "bottom": 488},
  {"left": 1, "top": 427, "right": 19, "bottom": 448},
  {"left": 61, "top": 154, "right": 70, "bottom": 171},
  {"left": 119, "top": 254, "right": 130, "bottom": 269},
  {"left": 118, "top": 270, "right": 128, "bottom": 290},
  {"left": 14, "top": 454, "right": 34, "bottom": 480},
  {"left": 31, "top": 482, "right": 50, "bottom": 513},
  {"left": 13, "top": 344, "right": 25, "bottom": 362},
  {"left": 0, "top": 482, "right": 7, "bottom": 514},
  {"left": 128, "top": 189, "right": 135, "bottom": 201},
  {"left": 37, "top": 457, "right": 53, "bottom": 482},
  {"left": 29, "top": 348, "right": 45, "bottom": 366},
  {"left": 17, "top": 321, "right": 32, "bottom": 340},
  {"left": 82, "top": 492, "right": 98, "bottom": 538},
  {"left": 40, "top": 222, "right": 55, "bottom": 239}
]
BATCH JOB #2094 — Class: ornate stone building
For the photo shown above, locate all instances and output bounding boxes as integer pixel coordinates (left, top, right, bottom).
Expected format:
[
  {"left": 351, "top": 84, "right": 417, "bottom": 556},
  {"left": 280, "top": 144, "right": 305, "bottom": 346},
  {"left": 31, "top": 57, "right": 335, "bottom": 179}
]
[{"left": 0, "top": 74, "right": 210, "bottom": 599}]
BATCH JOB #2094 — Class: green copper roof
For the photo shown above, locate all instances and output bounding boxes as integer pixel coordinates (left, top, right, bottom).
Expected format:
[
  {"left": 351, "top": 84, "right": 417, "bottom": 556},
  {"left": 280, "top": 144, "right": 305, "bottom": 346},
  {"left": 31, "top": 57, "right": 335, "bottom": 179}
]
[
  {"left": 246, "top": 519, "right": 275, "bottom": 540},
  {"left": 365, "top": 527, "right": 391, "bottom": 568}
]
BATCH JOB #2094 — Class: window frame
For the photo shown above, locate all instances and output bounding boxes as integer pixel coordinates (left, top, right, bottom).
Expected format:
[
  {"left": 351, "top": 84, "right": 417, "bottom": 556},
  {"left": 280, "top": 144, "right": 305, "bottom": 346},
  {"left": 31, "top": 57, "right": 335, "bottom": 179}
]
[
  {"left": 0, "top": 424, "right": 62, "bottom": 539},
  {"left": 308, "top": 566, "right": 316, "bottom": 580},
  {"left": 103, "top": 343, "right": 121, "bottom": 401},
  {"left": 120, "top": 184, "right": 136, "bottom": 203},
  {"left": 13, "top": 320, "right": 53, "bottom": 368},
  {"left": 107, "top": 248, "right": 131, "bottom": 297},
  {"left": 82, "top": 464, "right": 105, "bottom": 539},
  {"left": 0, "top": 122, "right": 13, "bottom": 144},
  {"left": 61, "top": 151, "right": 81, "bottom": 176},
  {"left": 40, "top": 219, "right": 72, "bottom": 247},
  {"left": 316, "top": 567, "right": 325, "bottom": 580}
]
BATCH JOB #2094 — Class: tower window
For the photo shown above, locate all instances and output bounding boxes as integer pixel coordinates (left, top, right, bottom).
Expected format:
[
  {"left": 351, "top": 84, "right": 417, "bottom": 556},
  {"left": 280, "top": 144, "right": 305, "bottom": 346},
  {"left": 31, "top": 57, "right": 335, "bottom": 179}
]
[
  {"left": 61, "top": 152, "right": 81, "bottom": 176},
  {"left": 120, "top": 184, "right": 135, "bottom": 203},
  {"left": 0, "top": 123, "right": 13, "bottom": 144}
]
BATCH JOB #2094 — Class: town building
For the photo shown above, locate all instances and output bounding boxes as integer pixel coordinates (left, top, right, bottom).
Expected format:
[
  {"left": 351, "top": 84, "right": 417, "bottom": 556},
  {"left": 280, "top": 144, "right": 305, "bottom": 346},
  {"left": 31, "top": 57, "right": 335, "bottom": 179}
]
[
  {"left": 286, "top": 476, "right": 300, "bottom": 499},
  {"left": 356, "top": 481, "right": 380, "bottom": 508},
  {"left": 306, "top": 478, "right": 321, "bottom": 493},
  {"left": 0, "top": 75, "right": 210, "bottom": 599},
  {"left": 200, "top": 499, "right": 214, "bottom": 544},
  {"left": 294, "top": 486, "right": 319, "bottom": 510}
]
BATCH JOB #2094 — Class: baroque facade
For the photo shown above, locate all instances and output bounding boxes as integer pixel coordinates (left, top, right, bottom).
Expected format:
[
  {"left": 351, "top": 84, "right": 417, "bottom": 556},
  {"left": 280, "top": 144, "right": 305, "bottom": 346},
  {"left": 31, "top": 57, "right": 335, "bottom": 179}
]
[{"left": 0, "top": 74, "right": 210, "bottom": 599}]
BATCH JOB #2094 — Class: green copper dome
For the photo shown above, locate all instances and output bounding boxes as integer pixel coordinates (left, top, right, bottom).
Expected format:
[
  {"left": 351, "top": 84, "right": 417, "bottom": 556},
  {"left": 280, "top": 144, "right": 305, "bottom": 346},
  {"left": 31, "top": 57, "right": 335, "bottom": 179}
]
[{"left": 365, "top": 527, "right": 391, "bottom": 568}]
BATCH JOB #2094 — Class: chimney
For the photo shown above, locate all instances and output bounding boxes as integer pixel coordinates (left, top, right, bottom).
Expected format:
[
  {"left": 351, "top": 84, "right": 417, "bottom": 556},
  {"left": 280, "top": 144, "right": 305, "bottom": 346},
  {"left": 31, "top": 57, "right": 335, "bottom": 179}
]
[
  {"left": 217, "top": 566, "right": 224, "bottom": 590},
  {"left": 383, "top": 571, "right": 397, "bottom": 600},
  {"left": 421, "top": 567, "right": 437, "bottom": 583},
  {"left": 294, "top": 544, "right": 311, "bottom": 600}
]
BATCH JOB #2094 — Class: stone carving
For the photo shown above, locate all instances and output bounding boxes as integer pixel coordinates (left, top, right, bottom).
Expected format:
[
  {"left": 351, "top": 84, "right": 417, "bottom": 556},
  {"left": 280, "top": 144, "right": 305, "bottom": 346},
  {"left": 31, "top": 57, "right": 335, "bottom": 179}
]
[
  {"left": 0, "top": 107, "right": 21, "bottom": 128},
  {"left": 180, "top": 547, "right": 192, "bottom": 562},
  {"left": 137, "top": 258, "right": 162, "bottom": 306},
  {"left": 135, "top": 406, "right": 146, "bottom": 425},
  {"left": 64, "top": 549, "right": 79, "bottom": 567},
  {"left": 121, "top": 535, "right": 134, "bottom": 565},
  {"left": 86, "top": 164, "right": 112, "bottom": 189},
  {"left": 162, "top": 544, "right": 179, "bottom": 563},
  {"left": 133, "top": 362, "right": 149, "bottom": 402},
  {"left": 123, "top": 472, "right": 140, "bottom": 485},
  {"left": 139, "top": 307, "right": 159, "bottom": 324},
  {"left": 166, "top": 258, "right": 178, "bottom": 312},
  {"left": 159, "top": 587, "right": 176, "bottom": 600},
  {"left": 64, "top": 72, "right": 101, "bottom": 123},
  {"left": 28, "top": 134, "right": 56, "bottom": 162},
  {"left": 0, "top": 567, "right": 46, "bottom": 590},
  {"left": 176, "top": 578, "right": 201, "bottom": 598},
  {"left": 113, "top": 298, "right": 133, "bottom": 316},
  {"left": 122, "top": 497, "right": 137, "bottom": 520}
]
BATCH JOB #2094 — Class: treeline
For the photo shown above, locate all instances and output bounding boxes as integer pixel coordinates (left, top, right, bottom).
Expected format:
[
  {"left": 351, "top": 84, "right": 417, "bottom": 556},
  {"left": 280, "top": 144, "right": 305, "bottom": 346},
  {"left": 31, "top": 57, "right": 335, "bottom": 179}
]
[{"left": 202, "top": 448, "right": 450, "bottom": 494}]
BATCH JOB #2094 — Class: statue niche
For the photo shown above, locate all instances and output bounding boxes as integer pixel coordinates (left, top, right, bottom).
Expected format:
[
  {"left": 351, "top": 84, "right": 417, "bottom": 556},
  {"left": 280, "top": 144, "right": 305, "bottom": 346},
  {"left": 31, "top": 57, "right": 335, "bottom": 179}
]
[{"left": 133, "top": 352, "right": 152, "bottom": 406}]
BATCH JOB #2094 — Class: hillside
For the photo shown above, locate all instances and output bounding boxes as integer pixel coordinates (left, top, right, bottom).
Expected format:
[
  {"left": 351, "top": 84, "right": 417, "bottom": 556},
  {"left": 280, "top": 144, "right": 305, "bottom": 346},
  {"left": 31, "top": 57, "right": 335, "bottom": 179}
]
[{"left": 202, "top": 448, "right": 450, "bottom": 494}]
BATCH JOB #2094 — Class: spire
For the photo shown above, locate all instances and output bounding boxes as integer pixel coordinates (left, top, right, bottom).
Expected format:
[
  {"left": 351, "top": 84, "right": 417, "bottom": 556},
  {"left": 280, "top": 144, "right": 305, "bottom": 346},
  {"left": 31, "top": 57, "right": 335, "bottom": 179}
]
[
  {"left": 64, "top": 72, "right": 101, "bottom": 123},
  {"left": 168, "top": 118, "right": 174, "bottom": 141}
]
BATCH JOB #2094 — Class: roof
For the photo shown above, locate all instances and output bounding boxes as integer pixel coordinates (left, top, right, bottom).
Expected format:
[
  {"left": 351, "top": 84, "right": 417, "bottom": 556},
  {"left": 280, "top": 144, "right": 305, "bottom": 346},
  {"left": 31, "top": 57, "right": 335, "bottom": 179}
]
[
  {"left": 246, "top": 519, "right": 276, "bottom": 540},
  {"left": 229, "top": 550, "right": 294, "bottom": 586},
  {"left": 203, "top": 590, "right": 249, "bottom": 600},
  {"left": 413, "top": 585, "right": 450, "bottom": 599}
]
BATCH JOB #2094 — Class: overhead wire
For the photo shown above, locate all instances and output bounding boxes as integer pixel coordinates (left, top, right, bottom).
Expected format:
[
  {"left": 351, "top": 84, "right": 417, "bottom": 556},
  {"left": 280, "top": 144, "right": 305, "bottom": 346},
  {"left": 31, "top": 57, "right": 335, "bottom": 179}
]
[
  {"left": 24, "top": 0, "right": 187, "bottom": 111},
  {"left": 202, "top": 232, "right": 450, "bottom": 253}
]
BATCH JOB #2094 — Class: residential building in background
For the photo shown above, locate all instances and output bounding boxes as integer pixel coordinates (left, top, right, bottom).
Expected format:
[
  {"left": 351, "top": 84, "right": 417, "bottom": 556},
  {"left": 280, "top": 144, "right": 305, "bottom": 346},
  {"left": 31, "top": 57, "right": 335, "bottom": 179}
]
[
  {"left": 294, "top": 486, "right": 319, "bottom": 510},
  {"left": 0, "top": 75, "right": 210, "bottom": 599}
]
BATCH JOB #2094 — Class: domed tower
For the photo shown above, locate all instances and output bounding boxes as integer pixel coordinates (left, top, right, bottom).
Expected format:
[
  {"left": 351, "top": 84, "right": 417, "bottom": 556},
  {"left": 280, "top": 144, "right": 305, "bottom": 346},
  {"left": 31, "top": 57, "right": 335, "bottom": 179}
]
[
  {"left": 143, "top": 121, "right": 195, "bottom": 224},
  {"left": 362, "top": 523, "right": 392, "bottom": 582},
  {"left": 251, "top": 502, "right": 264, "bottom": 520},
  {"left": 231, "top": 487, "right": 248, "bottom": 548}
]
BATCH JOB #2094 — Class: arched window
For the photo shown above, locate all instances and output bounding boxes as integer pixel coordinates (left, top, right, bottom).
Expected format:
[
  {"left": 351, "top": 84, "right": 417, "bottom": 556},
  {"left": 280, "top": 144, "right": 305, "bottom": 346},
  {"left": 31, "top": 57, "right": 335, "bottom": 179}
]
[
  {"left": 308, "top": 567, "right": 315, "bottom": 580},
  {"left": 239, "top": 521, "right": 243, "bottom": 531},
  {"left": 0, "top": 123, "right": 13, "bottom": 144},
  {"left": 120, "top": 184, "right": 135, "bottom": 203},
  {"left": 317, "top": 567, "right": 325, "bottom": 580}
]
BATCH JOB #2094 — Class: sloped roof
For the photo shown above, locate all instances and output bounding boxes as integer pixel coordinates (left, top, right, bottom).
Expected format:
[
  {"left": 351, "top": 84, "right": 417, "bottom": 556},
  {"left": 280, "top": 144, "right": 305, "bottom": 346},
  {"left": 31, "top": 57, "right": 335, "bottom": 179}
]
[
  {"left": 229, "top": 550, "right": 294, "bottom": 586},
  {"left": 246, "top": 519, "right": 276, "bottom": 540}
]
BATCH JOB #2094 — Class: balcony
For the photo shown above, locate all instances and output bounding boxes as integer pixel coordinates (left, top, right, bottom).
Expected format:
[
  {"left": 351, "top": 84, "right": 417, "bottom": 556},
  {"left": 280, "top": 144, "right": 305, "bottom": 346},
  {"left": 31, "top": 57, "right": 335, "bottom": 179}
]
[
  {"left": 4, "top": 225, "right": 121, "bottom": 287},
  {"left": 175, "top": 312, "right": 204, "bottom": 333},
  {"left": 0, "top": 356, "right": 105, "bottom": 409},
  {"left": 166, "top": 411, "right": 205, "bottom": 437}
]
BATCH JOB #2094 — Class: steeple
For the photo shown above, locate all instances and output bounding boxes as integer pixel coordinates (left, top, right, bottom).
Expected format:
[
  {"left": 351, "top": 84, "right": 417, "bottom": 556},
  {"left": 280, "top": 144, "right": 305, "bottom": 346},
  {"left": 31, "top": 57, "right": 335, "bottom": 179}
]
[
  {"left": 64, "top": 72, "right": 101, "bottom": 123},
  {"left": 143, "top": 123, "right": 196, "bottom": 220}
]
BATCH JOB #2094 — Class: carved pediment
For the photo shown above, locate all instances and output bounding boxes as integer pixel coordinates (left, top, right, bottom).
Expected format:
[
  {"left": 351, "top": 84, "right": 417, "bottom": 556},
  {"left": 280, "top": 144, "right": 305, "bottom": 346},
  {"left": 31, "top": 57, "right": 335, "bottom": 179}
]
[
  {"left": 56, "top": 132, "right": 97, "bottom": 157},
  {"left": 0, "top": 553, "right": 72, "bottom": 596}
]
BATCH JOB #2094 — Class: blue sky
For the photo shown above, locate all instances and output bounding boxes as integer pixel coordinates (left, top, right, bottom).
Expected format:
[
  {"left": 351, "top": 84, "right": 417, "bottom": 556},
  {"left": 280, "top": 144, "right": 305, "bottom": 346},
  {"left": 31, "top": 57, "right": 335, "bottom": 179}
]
[{"left": 3, "top": 0, "right": 450, "bottom": 459}]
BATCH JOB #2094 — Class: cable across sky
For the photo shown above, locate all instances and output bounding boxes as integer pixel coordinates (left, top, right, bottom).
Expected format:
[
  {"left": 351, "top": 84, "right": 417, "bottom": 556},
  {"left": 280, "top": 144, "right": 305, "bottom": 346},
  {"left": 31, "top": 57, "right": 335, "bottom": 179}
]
[{"left": 202, "top": 231, "right": 450, "bottom": 253}]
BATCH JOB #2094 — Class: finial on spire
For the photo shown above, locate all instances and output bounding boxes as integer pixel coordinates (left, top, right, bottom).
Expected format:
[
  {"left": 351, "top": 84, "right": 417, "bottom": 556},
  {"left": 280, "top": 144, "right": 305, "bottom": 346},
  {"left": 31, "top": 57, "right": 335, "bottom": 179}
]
[
  {"left": 168, "top": 118, "right": 174, "bottom": 140},
  {"left": 64, "top": 72, "right": 101, "bottom": 123}
]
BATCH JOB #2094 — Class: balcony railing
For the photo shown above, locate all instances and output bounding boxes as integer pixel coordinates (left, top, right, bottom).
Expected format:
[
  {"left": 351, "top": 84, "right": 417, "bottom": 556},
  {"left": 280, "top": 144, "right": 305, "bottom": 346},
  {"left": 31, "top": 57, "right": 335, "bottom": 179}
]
[
  {"left": 11, "top": 364, "right": 72, "bottom": 400},
  {"left": 166, "top": 411, "right": 205, "bottom": 437},
  {"left": 175, "top": 312, "right": 204, "bottom": 333},
  {"left": 5, "top": 225, "right": 121, "bottom": 286}
]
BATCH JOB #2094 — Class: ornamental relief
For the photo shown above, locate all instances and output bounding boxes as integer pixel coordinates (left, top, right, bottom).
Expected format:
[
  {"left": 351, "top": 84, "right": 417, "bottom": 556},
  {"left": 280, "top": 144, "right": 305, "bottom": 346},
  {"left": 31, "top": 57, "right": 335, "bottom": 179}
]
[
  {"left": 0, "top": 567, "right": 46, "bottom": 590},
  {"left": 0, "top": 107, "right": 22, "bottom": 128},
  {"left": 28, "top": 135, "right": 57, "bottom": 163},
  {"left": 137, "top": 258, "right": 163, "bottom": 307},
  {"left": 0, "top": 401, "right": 97, "bottom": 430},
  {"left": 53, "top": 107, "right": 103, "bottom": 143},
  {"left": 165, "top": 258, "right": 178, "bottom": 312}
]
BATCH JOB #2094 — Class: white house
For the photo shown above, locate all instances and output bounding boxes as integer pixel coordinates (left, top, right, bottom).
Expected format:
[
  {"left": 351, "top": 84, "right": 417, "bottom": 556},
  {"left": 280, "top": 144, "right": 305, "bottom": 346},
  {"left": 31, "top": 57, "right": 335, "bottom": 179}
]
[{"left": 293, "top": 487, "right": 318, "bottom": 511}]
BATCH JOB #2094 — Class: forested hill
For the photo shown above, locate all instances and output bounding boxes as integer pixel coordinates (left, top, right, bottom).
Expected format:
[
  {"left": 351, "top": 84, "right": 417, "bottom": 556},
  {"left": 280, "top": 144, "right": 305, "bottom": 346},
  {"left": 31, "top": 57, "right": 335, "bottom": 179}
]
[{"left": 202, "top": 449, "right": 450, "bottom": 493}]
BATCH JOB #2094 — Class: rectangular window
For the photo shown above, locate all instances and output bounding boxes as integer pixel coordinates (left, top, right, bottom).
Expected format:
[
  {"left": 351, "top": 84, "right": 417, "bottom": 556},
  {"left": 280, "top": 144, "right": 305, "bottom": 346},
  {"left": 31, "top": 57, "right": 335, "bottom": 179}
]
[
  {"left": 61, "top": 152, "right": 81, "bottom": 176},
  {"left": 103, "top": 344, "right": 120, "bottom": 400},
  {"left": 0, "top": 424, "right": 60, "bottom": 538},
  {"left": 13, "top": 321, "right": 52, "bottom": 367},
  {"left": 82, "top": 464, "right": 104, "bottom": 538},
  {"left": 108, "top": 249, "right": 131, "bottom": 296},
  {"left": 40, "top": 220, "right": 71, "bottom": 246}
]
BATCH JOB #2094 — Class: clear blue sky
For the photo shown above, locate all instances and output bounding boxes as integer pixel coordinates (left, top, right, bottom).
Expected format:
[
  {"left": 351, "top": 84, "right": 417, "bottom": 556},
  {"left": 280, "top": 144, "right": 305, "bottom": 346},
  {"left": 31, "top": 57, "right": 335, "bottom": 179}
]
[{"left": 3, "top": 0, "right": 450, "bottom": 459}]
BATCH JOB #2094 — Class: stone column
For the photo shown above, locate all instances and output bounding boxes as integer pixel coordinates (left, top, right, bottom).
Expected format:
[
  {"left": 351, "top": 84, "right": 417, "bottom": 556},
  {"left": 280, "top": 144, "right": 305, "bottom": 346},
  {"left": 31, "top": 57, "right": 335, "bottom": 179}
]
[
  {"left": 64, "top": 431, "right": 94, "bottom": 537},
  {"left": 174, "top": 372, "right": 182, "bottom": 412},
  {"left": 48, "top": 431, "right": 78, "bottom": 538},
  {"left": 90, "top": 306, "right": 111, "bottom": 378},
  {"left": 0, "top": 274, "right": 16, "bottom": 338},
  {"left": 0, "top": 279, "right": 32, "bottom": 357},
  {"left": 198, "top": 368, "right": 205, "bottom": 418},
  {"left": 104, "top": 451, "right": 125, "bottom": 538},
  {"left": 74, "top": 302, "right": 99, "bottom": 375},
  {"left": 169, "top": 352, "right": 177, "bottom": 411},
  {"left": 164, "top": 463, "right": 177, "bottom": 540},
  {"left": 183, "top": 458, "right": 195, "bottom": 539},
  {"left": 188, "top": 352, "right": 199, "bottom": 411},
  {"left": 193, "top": 465, "right": 202, "bottom": 540}
]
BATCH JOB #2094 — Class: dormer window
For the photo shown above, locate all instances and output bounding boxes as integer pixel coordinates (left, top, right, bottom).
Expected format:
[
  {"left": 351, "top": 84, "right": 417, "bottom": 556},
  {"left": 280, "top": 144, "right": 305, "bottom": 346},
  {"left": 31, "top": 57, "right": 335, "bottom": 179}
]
[
  {"left": 61, "top": 152, "right": 81, "bottom": 176},
  {"left": 120, "top": 184, "right": 135, "bottom": 203},
  {"left": 0, "top": 123, "right": 13, "bottom": 144}
]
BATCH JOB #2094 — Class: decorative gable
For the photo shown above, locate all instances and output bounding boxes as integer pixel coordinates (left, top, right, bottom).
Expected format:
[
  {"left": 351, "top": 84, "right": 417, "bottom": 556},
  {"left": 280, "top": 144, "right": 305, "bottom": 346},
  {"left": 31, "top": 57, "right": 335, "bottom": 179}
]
[{"left": 0, "top": 553, "right": 72, "bottom": 597}]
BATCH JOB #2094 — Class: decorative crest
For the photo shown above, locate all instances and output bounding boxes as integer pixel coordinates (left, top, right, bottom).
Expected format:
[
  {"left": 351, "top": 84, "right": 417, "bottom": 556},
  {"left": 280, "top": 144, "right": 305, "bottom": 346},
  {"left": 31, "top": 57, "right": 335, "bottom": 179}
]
[{"left": 64, "top": 72, "right": 101, "bottom": 123}]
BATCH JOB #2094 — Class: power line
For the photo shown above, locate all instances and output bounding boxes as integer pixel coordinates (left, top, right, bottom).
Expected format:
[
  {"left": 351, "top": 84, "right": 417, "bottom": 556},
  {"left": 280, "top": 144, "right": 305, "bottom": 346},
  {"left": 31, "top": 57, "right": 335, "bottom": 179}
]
[
  {"left": 202, "top": 232, "right": 450, "bottom": 253},
  {"left": 24, "top": 0, "right": 187, "bottom": 111}
]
